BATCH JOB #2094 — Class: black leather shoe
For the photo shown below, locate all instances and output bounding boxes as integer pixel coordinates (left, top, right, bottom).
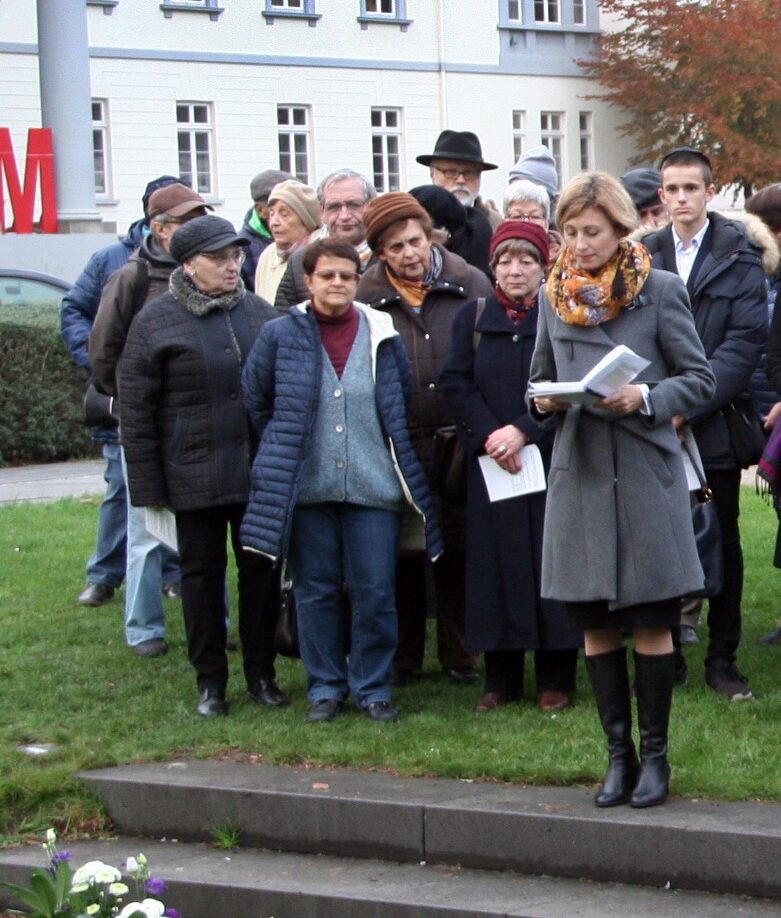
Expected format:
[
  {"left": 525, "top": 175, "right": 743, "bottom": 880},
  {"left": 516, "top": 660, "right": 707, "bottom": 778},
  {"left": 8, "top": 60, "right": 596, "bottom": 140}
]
[
  {"left": 132, "top": 638, "right": 168, "bottom": 658},
  {"left": 77, "top": 582, "right": 115, "bottom": 607},
  {"left": 445, "top": 666, "right": 480, "bottom": 684},
  {"left": 363, "top": 701, "right": 400, "bottom": 722},
  {"left": 248, "top": 679, "right": 290, "bottom": 707},
  {"left": 307, "top": 699, "right": 342, "bottom": 722},
  {"left": 197, "top": 687, "right": 227, "bottom": 717}
]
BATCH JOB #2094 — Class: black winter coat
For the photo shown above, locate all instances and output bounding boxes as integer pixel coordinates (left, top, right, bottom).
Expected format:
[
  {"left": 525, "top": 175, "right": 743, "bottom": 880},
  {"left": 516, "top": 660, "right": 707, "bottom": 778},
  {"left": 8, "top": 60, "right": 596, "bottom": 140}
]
[
  {"left": 440, "top": 295, "right": 581, "bottom": 652},
  {"left": 238, "top": 207, "right": 273, "bottom": 293},
  {"left": 643, "top": 212, "right": 767, "bottom": 469},
  {"left": 118, "top": 278, "right": 278, "bottom": 512}
]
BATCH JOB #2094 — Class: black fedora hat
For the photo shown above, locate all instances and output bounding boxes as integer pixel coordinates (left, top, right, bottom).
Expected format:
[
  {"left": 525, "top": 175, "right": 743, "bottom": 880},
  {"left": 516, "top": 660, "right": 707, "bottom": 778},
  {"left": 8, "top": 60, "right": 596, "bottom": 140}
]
[{"left": 416, "top": 130, "right": 498, "bottom": 171}]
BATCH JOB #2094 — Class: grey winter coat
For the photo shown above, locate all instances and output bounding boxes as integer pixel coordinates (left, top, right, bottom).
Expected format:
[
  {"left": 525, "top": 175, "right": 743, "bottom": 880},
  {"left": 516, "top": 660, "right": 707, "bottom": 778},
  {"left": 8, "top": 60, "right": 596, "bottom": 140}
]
[{"left": 529, "top": 268, "right": 716, "bottom": 611}]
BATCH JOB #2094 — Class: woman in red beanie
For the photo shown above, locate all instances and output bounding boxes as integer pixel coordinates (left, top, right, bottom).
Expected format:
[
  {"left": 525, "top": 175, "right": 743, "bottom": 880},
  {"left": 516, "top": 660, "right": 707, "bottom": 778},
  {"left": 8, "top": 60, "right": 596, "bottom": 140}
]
[{"left": 440, "top": 220, "right": 581, "bottom": 714}]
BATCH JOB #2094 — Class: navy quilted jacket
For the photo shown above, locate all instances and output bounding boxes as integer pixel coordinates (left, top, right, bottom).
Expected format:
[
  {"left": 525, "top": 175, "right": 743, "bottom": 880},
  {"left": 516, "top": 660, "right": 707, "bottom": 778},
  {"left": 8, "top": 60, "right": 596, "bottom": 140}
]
[{"left": 240, "top": 301, "right": 443, "bottom": 564}]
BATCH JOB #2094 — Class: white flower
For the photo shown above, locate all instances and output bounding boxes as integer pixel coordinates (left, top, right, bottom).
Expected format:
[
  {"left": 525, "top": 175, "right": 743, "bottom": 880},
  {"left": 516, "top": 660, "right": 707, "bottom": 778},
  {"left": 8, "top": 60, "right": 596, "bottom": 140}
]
[
  {"left": 109, "top": 882, "right": 130, "bottom": 896},
  {"left": 138, "top": 853, "right": 148, "bottom": 868},
  {"left": 86, "top": 906, "right": 100, "bottom": 915},
  {"left": 45, "top": 828, "right": 57, "bottom": 844},
  {"left": 126, "top": 856, "right": 140, "bottom": 874},
  {"left": 94, "top": 865, "right": 122, "bottom": 884},
  {"left": 70, "top": 882, "right": 90, "bottom": 893},
  {"left": 71, "top": 859, "right": 119, "bottom": 886},
  {"left": 116, "top": 898, "right": 165, "bottom": 918}
]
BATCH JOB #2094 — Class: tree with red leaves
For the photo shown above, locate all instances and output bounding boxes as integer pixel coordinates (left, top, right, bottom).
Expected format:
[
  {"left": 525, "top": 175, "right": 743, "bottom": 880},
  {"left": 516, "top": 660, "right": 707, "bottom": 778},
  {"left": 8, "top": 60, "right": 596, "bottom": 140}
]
[{"left": 580, "top": 0, "right": 781, "bottom": 196}]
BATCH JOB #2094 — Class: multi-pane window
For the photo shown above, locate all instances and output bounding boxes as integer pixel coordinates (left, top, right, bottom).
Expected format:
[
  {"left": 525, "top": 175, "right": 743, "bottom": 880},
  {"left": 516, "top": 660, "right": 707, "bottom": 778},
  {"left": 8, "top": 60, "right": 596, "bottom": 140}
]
[
  {"left": 512, "top": 110, "right": 526, "bottom": 162},
  {"left": 277, "top": 105, "right": 311, "bottom": 183},
  {"left": 534, "top": 0, "right": 559, "bottom": 23},
  {"left": 507, "top": 0, "right": 521, "bottom": 20},
  {"left": 269, "top": 0, "right": 302, "bottom": 7},
  {"left": 176, "top": 102, "right": 214, "bottom": 194},
  {"left": 579, "top": 112, "right": 593, "bottom": 170},
  {"left": 540, "top": 111, "right": 564, "bottom": 188},
  {"left": 371, "top": 108, "right": 402, "bottom": 193},
  {"left": 573, "top": 0, "right": 585, "bottom": 24},
  {"left": 364, "top": 0, "right": 396, "bottom": 13},
  {"left": 91, "top": 99, "right": 111, "bottom": 196}
]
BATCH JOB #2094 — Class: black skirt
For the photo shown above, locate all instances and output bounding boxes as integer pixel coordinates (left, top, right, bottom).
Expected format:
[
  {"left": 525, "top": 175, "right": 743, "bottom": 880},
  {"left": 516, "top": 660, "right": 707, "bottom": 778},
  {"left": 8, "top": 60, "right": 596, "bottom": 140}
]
[{"left": 566, "top": 597, "right": 680, "bottom": 631}]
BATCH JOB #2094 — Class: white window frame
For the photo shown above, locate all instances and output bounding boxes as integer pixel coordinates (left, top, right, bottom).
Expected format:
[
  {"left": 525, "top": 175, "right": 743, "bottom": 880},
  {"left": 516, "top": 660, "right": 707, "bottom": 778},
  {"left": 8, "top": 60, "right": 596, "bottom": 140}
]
[
  {"left": 91, "top": 98, "right": 112, "bottom": 198},
  {"left": 572, "top": 0, "right": 585, "bottom": 24},
  {"left": 540, "top": 111, "right": 564, "bottom": 189},
  {"left": 363, "top": 0, "right": 396, "bottom": 15},
  {"left": 277, "top": 104, "right": 312, "bottom": 184},
  {"left": 579, "top": 111, "right": 593, "bottom": 171},
  {"left": 176, "top": 101, "right": 215, "bottom": 195},
  {"left": 534, "top": 0, "right": 560, "bottom": 24},
  {"left": 371, "top": 108, "right": 403, "bottom": 193},
  {"left": 161, "top": 0, "right": 223, "bottom": 20},
  {"left": 512, "top": 110, "right": 526, "bottom": 163},
  {"left": 507, "top": 0, "right": 522, "bottom": 21}
]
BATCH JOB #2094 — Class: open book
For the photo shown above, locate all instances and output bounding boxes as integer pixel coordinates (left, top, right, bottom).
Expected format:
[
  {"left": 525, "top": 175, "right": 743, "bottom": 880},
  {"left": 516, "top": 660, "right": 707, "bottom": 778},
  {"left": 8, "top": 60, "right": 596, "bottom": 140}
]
[{"left": 528, "top": 345, "right": 650, "bottom": 405}]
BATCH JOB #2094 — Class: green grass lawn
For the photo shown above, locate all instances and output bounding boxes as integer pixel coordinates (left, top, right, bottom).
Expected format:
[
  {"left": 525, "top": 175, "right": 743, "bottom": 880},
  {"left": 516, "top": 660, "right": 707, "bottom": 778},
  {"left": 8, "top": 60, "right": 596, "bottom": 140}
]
[{"left": 2, "top": 490, "right": 781, "bottom": 845}]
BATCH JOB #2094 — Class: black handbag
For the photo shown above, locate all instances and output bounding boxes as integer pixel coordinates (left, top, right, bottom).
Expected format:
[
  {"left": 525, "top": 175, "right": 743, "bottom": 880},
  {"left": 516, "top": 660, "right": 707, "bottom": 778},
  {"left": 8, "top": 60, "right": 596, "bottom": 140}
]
[
  {"left": 83, "top": 380, "right": 119, "bottom": 428},
  {"left": 273, "top": 575, "right": 300, "bottom": 659},
  {"left": 722, "top": 393, "right": 766, "bottom": 468},
  {"left": 683, "top": 439, "right": 724, "bottom": 598}
]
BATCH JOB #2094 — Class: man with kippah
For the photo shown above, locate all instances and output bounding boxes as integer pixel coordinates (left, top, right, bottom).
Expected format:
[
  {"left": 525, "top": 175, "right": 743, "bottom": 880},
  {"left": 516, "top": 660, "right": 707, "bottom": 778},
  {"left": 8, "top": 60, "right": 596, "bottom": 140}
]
[
  {"left": 89, "top": 183, "right": 210, "bottom": 658},
  {"left": 357, "top": 192, "right": 493, "bottom": 689},
  {"left": 61, "top": 174, "right": 182, "bottom": 611}
]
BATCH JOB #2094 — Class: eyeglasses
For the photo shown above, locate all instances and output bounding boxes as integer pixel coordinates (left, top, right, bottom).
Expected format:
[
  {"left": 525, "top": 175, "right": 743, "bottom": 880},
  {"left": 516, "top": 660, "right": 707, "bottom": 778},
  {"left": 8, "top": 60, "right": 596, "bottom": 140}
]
[
  {"left": 199, "top": 249, "right": 246, "bottom": 267},
  {"left": 508, "top": 211, "right": 546, "bottom": 224},
  {"left": 432, "top": 165, "right": 481, "bottom": 182},
  {"left": 323, "top": 200, "right": 365, "bottom": 215},
  {"left": 311, "top": 270, "right": 359, "bottom": 283}
]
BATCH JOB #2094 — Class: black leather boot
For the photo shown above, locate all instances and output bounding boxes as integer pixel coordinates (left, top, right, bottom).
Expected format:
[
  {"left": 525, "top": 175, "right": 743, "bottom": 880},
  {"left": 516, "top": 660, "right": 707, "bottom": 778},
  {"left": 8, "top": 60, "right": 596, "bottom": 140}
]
[
  {"left": 585, "top": 647, "right": 638, "bottom": 807},
  {"left": 630, "top": 651, "right": 674, "bottom": 808}
]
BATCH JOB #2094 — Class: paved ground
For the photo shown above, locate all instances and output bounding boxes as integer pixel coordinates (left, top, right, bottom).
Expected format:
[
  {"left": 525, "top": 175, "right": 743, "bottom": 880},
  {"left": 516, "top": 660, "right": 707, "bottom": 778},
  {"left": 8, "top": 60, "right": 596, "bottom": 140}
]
[
  {"left": 0, "top": 458, "right": 759, "bottom": 506},
  {"left": 0, "top": 459, "right": 105, "bottom": 504}
]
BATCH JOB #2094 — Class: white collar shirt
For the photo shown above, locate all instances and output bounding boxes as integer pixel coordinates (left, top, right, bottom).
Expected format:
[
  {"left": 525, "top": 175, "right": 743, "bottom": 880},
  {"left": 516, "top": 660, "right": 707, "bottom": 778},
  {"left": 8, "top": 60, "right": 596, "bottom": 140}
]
[{"left": 672, "top": 218, "right": 710, "bottom": 284}]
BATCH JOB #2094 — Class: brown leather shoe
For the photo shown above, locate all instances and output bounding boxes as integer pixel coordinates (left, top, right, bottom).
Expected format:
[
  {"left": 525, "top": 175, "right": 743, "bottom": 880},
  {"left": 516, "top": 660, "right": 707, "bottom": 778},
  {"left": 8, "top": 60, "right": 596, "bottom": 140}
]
[
  {"left": 474, "top": 691, "right": 507, "bottom": 713},
  {"left": 538, "top": 689, "right": 571, "bottom": 711}
]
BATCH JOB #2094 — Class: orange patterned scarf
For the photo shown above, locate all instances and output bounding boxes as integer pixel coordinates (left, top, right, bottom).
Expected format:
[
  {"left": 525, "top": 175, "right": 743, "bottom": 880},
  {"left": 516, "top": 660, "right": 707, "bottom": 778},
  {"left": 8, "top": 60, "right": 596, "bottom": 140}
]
[{"left": 546, "top": 239, "right": 651, "bottom": 326}]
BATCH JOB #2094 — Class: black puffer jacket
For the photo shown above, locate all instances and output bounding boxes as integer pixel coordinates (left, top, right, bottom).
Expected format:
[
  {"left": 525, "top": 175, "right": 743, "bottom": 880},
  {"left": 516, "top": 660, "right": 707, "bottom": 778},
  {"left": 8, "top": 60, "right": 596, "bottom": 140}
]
[
  {"left": 118, "top": 270, "right": 278, "bottom": 511},
  {"left": 643, "top": 211, "right": 768, "bottom": 468}
]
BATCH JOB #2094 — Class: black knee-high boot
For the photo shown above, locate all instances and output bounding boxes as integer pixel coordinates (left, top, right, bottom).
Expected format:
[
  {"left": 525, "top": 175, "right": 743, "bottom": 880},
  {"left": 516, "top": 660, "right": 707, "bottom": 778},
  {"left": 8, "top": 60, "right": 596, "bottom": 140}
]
[
  {"left": 631, "top": 651, "right": 674, "bottom": 808},
  {"left": 585, "top": 647, "right": 638, "bottom": 807}
]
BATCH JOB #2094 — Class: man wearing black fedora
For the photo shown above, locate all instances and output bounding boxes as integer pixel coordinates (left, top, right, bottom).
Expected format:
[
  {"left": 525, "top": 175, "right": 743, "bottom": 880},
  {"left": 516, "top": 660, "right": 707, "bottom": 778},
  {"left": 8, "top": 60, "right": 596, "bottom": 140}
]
[{"left": 417, "top": 130, "right": 498, "bottom": 273}]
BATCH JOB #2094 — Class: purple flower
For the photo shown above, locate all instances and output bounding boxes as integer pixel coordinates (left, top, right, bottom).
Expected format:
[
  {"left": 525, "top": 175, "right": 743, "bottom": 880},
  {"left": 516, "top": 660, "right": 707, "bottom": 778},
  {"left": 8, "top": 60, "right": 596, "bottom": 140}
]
[
  {"left": 146, "top": 876, "right": 167, "bottom": 895},
  {"left": 56, "top": 851, "right": 72, "bottom": 863},
  {"left": 163, "top": 909, "right": 181, "bottom": 917}
]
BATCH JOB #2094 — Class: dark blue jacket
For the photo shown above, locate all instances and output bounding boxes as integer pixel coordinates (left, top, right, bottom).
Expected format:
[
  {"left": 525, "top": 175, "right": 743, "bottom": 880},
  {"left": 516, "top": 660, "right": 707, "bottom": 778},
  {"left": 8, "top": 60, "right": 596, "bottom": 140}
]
[
  {"left": 238, "top": 207, "right": 273, "bottom": 293},
  {"left": 240, "top": 301, "right": 443, "bottom": 564},
  {"left": 60, "top": 219, "right": 147, "bottom": 443},
  {"left": 643, "top": 212, "right": 767, "bottom": 468}
]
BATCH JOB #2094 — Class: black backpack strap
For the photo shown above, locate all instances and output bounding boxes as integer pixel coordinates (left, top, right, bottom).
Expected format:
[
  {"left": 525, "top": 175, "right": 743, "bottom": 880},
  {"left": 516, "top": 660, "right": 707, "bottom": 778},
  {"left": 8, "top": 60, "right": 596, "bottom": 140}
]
[{"left": 472, "top": 297, "right": 487, "bottom": 352}]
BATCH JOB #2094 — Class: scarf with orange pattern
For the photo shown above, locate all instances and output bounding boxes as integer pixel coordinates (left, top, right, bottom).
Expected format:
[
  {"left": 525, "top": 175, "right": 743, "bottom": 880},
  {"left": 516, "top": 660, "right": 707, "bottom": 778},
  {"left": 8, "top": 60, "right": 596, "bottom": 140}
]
[{"left": 546, "top": 239, "right": 651, "bottom": 326}]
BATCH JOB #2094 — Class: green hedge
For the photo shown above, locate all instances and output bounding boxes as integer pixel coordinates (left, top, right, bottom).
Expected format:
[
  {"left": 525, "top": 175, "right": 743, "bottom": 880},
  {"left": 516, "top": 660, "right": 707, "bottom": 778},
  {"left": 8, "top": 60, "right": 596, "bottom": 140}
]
[{"left": 0, "top": 302, "right": 98, "bottom": 466}]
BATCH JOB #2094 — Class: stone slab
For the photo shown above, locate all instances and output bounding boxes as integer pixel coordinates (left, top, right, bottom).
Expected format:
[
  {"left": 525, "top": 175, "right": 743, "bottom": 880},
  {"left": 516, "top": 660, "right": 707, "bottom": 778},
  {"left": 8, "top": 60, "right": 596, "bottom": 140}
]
[{"left": 2, "top": 837, "right": 780, "bottom": 918}]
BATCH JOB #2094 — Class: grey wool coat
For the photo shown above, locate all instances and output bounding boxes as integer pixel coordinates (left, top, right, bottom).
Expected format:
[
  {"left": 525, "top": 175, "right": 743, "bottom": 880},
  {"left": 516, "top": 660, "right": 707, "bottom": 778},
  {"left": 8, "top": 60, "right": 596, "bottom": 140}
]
[{"left": 529, "top": 268, "right": 716, "bottom": 612}]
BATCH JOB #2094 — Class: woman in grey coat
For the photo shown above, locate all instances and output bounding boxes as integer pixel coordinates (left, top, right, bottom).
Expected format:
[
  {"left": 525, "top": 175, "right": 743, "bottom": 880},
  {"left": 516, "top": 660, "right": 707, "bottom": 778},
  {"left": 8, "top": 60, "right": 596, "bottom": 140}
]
[{"left": 530, "top": 173, "right": 715, "bottom": 809}]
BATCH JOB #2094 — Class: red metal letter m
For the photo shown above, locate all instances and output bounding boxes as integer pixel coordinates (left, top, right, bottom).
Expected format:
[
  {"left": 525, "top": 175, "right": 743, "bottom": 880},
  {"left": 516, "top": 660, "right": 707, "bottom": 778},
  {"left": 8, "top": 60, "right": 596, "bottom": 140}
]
[{"left": 0, "top": 128, "right": 58, "bottom": 234}]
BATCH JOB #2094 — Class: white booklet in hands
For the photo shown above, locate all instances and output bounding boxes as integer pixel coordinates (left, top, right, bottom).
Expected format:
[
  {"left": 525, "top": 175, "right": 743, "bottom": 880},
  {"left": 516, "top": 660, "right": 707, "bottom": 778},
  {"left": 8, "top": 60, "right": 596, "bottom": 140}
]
[
  {"left": 145, "top": 506, "right": 178, "bottom": 551},
  {"left": 528, "top": 344, "right": 650, "bottom": 404},
  {"left": 478, "top": 444, "right": 546, "bottom": 502}
]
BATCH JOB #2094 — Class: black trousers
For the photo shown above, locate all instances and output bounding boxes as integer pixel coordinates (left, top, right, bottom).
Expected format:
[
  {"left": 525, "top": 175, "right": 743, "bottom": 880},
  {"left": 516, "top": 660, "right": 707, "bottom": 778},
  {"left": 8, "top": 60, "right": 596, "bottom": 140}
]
[
  {"left": 484, "top": 648, "right": 578, "bottom": 698},
  {"left": 394, "top": 551, "right": 476, "bottom": 672},
  {"left": 703, "top": 468, "right": 743, "bottom": 666},
  {"left": 176, "top": 503, "right": 279, "bottom": 692}
]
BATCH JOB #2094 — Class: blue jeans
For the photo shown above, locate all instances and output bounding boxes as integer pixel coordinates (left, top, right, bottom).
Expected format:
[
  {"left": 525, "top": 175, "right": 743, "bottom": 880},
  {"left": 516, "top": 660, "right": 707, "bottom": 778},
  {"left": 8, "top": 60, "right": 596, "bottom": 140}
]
[
  {"left": 121, "top": 449, "right": 180, "bottom": 646},
  {"left": 85, "top": 442, "right": 127, "bottom": 588},
  {"left": 288, "top": 503, "right": 400, "bottom": 708}
]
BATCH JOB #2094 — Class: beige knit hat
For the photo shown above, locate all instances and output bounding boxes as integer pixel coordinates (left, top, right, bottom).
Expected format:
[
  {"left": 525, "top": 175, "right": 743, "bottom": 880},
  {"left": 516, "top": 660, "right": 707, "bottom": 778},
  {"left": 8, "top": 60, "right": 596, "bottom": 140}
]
[{"left": 268, "top": 180, "right": 322, "bottom": 232}]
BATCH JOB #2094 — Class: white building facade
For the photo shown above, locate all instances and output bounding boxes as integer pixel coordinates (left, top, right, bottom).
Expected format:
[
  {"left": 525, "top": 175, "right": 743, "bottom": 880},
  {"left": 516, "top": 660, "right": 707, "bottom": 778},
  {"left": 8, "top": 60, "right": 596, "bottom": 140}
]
[{"left": 1, "top": 0, "right": 638, "bottom": 238}]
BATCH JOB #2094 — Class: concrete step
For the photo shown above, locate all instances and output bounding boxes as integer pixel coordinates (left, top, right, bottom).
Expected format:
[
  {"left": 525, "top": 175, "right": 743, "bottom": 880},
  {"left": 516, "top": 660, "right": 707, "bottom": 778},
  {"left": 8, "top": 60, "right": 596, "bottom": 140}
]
[
  {"left": 1, "top": 836, "right": 780, "bottom": 918},
  {"left": 78, "top": 761, "right": 781, "bottom": 900}
]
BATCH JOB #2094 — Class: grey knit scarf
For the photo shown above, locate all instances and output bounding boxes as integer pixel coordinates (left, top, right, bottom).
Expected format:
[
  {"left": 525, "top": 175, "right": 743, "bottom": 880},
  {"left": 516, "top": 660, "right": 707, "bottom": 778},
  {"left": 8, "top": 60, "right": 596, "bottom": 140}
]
[{"left": 169, "top": 265, "right": 246, "bottom": 316}]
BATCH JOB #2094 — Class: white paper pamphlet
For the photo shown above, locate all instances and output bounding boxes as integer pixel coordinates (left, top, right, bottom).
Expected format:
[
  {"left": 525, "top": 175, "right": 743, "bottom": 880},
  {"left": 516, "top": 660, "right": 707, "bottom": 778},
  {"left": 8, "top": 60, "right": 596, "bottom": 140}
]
[
  {"left": 528, "top": 344, "right": 651, "bottom": 404},
  {"left": 478, "top": 444, "right": 546, "bottom": 502},
  {"left": 145, "top": 506, "right": 178, "bottom": 551},
  {"left": 680, "top": 425, "right": 705, "bottom": 492}
]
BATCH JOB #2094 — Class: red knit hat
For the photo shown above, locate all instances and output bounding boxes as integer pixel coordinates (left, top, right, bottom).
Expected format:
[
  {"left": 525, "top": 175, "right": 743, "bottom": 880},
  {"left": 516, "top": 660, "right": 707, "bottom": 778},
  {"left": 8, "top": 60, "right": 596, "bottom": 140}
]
[
  {"left": 489, "top": 219, "right": 549, "bottom": 266},
  {"left": 363, "top": 192, "right": 431, "bottom": 252}
]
